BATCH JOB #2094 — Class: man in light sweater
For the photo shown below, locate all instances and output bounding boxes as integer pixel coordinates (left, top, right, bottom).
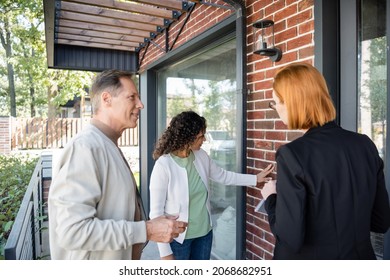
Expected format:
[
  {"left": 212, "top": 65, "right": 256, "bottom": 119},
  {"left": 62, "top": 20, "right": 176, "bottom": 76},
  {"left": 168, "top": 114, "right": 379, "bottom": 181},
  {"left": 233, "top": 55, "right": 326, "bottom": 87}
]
[{"left": 48, "top": 70, "right": 187, "bottom": 260}]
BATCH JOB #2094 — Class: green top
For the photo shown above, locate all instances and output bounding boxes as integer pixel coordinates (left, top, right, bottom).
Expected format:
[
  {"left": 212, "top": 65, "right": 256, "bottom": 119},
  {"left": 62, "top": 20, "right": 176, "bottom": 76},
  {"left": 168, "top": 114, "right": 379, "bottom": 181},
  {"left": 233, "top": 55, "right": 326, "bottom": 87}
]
[{"left": 171, "top": 151, "right": 211, "bottom": 239}]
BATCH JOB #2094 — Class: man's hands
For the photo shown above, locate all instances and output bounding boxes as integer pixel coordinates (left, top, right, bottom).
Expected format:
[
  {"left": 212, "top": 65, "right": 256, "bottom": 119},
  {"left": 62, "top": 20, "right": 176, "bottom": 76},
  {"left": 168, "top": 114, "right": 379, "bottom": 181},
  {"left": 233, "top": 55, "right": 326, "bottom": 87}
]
[
  {"left": 256, "top": 163, "right": 274, "bottom": 183},
  {"left": 146, "top": 216, "right": 188, "bottom": 243}
]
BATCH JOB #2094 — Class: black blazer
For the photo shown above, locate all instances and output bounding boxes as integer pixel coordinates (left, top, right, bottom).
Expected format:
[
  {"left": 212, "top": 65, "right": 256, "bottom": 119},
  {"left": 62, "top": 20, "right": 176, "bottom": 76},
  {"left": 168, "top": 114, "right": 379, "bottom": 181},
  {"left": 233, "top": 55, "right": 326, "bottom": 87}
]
[{"left": 265, "top": 121, "right": 390, "bottom": 259}]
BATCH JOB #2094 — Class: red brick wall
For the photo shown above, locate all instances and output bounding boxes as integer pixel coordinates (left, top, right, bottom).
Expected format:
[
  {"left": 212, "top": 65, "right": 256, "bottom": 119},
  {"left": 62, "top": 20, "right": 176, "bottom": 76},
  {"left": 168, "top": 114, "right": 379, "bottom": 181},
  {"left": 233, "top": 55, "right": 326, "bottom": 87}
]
[
  {"left": 138, "top": 1, "right": 234, "bottom": 71},
  {"left": 0, "top": 117, "right": 11, "bottom": 154},
  {"left": 139, "top": 0, "right": 315, "bottom": 259},
  {"left": 245, "top": 0, "right": 314, "bottom": 260}
]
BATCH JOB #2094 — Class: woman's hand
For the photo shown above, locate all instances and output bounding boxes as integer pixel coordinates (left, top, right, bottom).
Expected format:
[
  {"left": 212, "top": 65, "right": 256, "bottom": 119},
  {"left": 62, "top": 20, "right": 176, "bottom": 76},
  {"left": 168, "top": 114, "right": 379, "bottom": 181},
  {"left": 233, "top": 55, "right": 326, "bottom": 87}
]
[
  {"left": 256, "top": 163, "right": 275, "bottom": 183},
  {"left": 261, "top": 180, "right": 277, "bottom": 200}
]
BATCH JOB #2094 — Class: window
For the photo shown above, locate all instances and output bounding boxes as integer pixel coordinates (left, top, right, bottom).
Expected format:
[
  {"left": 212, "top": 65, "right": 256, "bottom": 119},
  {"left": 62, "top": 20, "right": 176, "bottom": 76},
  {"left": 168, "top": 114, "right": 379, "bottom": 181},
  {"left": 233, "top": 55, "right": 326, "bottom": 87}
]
[
  {"left": 358, "top": 0, "right": 387, "bottom": 259},
  {"left": 157, "top": 38, "right": 241, "bottom": 259}
]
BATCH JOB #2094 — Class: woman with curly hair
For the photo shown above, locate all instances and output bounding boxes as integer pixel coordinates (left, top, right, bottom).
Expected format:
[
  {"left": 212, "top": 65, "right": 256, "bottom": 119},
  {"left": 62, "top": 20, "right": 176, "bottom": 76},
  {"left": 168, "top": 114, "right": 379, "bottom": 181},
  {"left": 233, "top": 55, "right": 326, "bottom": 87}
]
[{"left": 149, "top": 110, "right": 274, "bottom": 260}]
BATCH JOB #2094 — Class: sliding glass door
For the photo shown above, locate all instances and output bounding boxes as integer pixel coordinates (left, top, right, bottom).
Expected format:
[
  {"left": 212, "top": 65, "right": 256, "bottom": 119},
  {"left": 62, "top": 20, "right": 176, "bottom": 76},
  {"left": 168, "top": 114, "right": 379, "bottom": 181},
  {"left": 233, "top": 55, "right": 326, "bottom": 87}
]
[
  {"left": 156, "top": 38, "right": 240, "bottom": 259},
  {"left": 357, "top": 0, "right": 388, "bottom": 259}
]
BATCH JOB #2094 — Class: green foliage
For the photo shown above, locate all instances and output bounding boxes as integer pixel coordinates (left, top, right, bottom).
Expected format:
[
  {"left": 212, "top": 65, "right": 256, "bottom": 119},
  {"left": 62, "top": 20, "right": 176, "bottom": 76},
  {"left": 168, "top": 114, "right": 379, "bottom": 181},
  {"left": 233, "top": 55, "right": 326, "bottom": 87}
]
[
  {"left": 166, "top": 77, "right": 237, "bottom": 133},
  {"left": 0, "top": 0, "right": 94, "bottom": 117},
  {"left": 0, "top": 153, "right": 38, "bottom": 259},
  {"left": 366, "top": 36, "right": 387, "bottom": 124},
  {"left": 167, "top": 97, "right": 190, "bottom": 118},
  {"left": 48, "top": 69, "right": 94, "bottom": 109}
]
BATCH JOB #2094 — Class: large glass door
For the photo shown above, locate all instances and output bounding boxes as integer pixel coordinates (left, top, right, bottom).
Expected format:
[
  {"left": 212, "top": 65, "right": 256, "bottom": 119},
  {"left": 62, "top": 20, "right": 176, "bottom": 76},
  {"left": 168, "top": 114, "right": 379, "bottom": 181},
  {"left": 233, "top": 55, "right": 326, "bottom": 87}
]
[
  {"left": 156, "top": 38, "right": 240, "bottom": 259},
  {"left": 358, "top": 0, "right": 387, "bottom": 259}
]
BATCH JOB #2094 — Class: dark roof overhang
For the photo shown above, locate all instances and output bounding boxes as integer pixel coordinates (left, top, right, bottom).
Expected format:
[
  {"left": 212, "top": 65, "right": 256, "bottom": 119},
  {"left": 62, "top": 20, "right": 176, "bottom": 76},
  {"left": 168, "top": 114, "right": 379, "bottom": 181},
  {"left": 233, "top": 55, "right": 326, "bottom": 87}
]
[{"left": 43, "top": 0, "right": 232, "bottom": 72}]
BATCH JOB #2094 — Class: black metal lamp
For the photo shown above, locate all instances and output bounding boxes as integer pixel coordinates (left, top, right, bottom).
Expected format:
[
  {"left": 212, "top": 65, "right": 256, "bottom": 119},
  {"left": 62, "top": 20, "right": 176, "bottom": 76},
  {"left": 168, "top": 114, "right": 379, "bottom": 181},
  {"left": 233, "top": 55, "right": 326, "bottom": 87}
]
[{"left": 252, "top": 19, "right": 282, "bottom": 62}]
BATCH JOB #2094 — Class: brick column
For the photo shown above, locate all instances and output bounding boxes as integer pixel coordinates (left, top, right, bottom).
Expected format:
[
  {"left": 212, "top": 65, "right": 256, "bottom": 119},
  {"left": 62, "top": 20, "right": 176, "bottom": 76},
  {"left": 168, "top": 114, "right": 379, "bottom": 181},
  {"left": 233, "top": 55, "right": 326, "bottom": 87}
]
[{"left": 0, "top": 116, "right": 11, "bottom": 154}]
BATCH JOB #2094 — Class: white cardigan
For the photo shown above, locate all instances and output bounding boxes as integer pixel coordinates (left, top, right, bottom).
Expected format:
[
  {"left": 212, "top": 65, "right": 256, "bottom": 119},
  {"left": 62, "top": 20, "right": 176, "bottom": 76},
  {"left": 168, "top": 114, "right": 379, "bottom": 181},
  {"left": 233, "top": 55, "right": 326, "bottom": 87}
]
[{"left": 149, "top": 148, "right": 257, "bottom": 257}]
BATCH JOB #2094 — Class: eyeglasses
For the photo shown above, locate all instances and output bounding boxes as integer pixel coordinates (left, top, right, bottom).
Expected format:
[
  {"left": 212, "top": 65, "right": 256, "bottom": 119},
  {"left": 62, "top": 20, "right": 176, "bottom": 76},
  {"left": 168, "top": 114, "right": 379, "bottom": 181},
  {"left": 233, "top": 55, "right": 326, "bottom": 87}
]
[
  {"left": 196, "top": 133, "right": 205, "bottom": 140},
  {"left": 269, "top": 101, "right": 277, "bottom": 110}
]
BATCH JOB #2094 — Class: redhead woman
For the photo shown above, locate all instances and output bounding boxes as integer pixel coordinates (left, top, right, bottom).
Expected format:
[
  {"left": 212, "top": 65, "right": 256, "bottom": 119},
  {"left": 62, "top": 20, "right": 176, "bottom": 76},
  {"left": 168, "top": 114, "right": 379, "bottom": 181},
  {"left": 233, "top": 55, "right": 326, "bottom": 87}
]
[{"left": 261, "top": 62, "right": 390, "bottom": 259}]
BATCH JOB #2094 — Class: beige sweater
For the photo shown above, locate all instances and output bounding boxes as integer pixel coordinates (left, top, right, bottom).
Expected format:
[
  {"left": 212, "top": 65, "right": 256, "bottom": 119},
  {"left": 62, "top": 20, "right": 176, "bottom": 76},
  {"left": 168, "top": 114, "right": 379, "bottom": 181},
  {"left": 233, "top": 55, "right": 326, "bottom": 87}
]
[{"left": 48, "top": 124, "right": 146, "bottom": 260}]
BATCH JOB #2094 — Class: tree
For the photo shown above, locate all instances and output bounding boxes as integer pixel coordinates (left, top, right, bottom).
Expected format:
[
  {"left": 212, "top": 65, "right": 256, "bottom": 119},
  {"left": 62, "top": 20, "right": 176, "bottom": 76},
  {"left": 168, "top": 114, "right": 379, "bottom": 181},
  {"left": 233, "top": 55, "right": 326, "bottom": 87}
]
[
  {"left": 166, "top": 78, "right": 202, "bottom": 119},
  {"left": 365, "top": 36, "right": 387, "bottom": 156},
  {"left": 366, "top": 36, "right": 386, "bottom": 124},
  {"left": 203, "top": 80, "right": 223, "bottom": 129},
  {"left": 166, "top": 77, "right": 237, "bottom": 133},
  {"left": 203, "top": 79, "right": 236, "bottom": 133},
  {"left": 46, "top": 69, "right": 93, "bottom": 118},
  {"left": 12, "top": 0, "right": 46, "bottom": 117},
  {"left": 0, "top": 0, "right": 94, "bottom": 117},
  {"left": 0, "top": 0, "right": 19, "bottom": 116}
]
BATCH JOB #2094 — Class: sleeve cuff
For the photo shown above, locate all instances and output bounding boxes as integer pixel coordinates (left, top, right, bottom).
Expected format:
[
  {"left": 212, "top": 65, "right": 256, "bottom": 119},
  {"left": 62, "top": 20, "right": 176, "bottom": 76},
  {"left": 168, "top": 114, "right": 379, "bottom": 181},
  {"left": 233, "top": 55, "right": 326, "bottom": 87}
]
[
  {"left": 157, "top": 242, "right": 173, "bottom": 257},
  {"left": 131, "top": 220, "right": 147, "bottom": 245}
]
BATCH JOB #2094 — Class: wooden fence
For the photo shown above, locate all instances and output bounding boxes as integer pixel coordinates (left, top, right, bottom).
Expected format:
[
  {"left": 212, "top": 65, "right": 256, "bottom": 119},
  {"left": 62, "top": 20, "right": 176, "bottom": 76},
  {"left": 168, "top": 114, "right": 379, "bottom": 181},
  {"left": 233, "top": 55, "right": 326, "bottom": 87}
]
[{"left": 10, "top": 118, "right": 139, "bottom": 150}]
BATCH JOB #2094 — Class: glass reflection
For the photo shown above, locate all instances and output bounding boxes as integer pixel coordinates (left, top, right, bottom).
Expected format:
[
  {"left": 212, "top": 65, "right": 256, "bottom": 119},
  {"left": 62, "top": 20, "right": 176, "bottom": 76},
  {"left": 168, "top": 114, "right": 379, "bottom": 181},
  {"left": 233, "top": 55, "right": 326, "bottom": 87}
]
[
  {"left": 157, "top": 39, "right": 238, "bottom": 259},
  {"left": 358, "top": 0, "right": 387, "bottom": 259}
]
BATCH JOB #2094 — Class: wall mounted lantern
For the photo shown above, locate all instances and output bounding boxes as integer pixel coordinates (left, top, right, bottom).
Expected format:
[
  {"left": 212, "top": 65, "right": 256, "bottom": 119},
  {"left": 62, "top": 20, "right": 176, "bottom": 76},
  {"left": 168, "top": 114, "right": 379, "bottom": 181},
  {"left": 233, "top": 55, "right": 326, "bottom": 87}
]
[{"left": 252, "top": 19, "right": 282, "bottom": 62}]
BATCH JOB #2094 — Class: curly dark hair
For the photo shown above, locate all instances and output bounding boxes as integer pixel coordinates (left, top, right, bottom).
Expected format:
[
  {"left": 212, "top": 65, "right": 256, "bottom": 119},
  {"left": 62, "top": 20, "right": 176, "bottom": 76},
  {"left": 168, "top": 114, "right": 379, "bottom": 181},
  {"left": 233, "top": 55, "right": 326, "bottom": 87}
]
[{"left": 153, "top": 111, "right": 207, "bottom": 160}]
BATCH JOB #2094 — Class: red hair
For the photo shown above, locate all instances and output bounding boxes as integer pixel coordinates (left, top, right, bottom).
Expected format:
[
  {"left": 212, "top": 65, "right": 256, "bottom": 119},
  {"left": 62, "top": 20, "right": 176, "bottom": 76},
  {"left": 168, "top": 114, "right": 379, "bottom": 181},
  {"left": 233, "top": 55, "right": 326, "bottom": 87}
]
[{"left": 273, "top": 63, "right": 336, "bottom": 129}]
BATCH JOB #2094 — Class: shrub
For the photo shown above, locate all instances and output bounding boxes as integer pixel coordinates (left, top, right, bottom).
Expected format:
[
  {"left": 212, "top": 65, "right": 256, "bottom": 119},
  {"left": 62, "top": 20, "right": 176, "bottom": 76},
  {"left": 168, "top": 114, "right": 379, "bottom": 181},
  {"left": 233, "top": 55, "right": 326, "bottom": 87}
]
[{"left": 0, "top": 153, "right": 38, "bottom": 259}]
